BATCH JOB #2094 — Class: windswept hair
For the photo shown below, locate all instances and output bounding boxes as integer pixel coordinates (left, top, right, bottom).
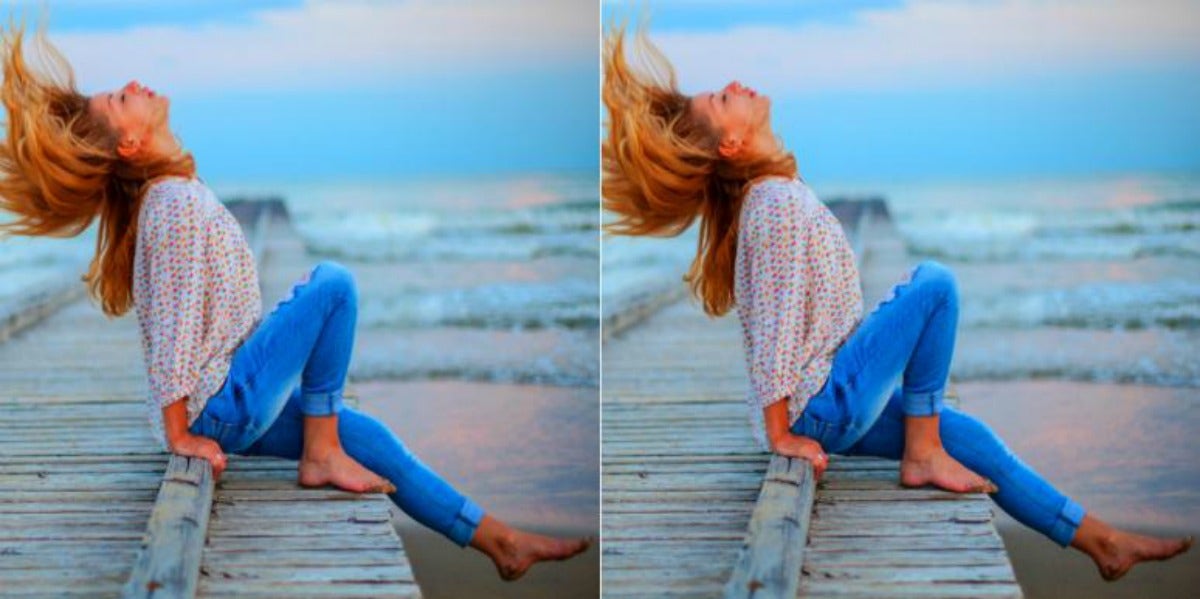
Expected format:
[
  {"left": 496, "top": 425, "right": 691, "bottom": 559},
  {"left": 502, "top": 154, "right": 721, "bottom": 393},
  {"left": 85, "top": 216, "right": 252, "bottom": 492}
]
[
  {"left": 0, "top": 21, "right": 195, "bottom": 317},
  {"left": 601, "top": 23, "right": 797, "bottom": 316}
]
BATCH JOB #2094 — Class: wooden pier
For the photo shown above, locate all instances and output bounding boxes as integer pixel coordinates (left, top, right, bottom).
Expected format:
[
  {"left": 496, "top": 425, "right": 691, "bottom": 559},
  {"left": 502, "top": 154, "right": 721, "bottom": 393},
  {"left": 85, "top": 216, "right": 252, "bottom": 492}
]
[
  {"left": 0, "top": 199, "right": 420, "bottom": 597},
  {"left": 601, "top": 200, "right": 1022, "bottom": 598}
]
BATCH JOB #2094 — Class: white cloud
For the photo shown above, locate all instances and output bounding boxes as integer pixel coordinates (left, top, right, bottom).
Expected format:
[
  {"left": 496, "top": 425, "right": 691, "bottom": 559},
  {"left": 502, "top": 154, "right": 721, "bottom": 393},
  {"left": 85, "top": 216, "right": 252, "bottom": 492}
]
[
  {"left": 46, "top": 0, "right": 596, "bottom": 93},
  {"left": 647, "top": 0, "right": 1200, "bottom": 94}
]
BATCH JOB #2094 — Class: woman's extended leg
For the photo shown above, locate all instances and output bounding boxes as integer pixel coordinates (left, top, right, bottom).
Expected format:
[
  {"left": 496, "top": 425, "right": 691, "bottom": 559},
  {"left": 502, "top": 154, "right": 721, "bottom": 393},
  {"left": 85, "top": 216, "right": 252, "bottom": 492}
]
[
  {"left": 190, "top": 260, "right": 389, "bottom": 494},
  {"left": 847, "top": 388, "right": 1192, "bottom": 580},
  {"left": 243, "top": 392, "right": 591, "bottom": 580},
  {"left": 792, "top": 260, "right": 991, "bottom": 493}
]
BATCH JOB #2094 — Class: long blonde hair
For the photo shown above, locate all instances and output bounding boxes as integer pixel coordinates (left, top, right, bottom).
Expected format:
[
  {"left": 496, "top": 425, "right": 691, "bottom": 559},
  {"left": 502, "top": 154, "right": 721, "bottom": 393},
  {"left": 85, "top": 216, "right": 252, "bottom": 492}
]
[
  {"left": 601, "top": 24, "right": 798, "bottom": 317},
  {"left": 0, "top": 22, "right": 195, "bottom": 317}
]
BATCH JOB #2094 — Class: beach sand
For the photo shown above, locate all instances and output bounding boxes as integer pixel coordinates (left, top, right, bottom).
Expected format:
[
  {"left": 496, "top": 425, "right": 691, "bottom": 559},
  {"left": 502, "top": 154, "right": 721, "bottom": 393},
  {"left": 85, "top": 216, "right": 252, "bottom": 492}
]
[
  {"left": 353, "top": 380, "right": 599, "bottom": 598},
  {"left": 958, "top": 380, "right": 1200, "bottom": 598}
]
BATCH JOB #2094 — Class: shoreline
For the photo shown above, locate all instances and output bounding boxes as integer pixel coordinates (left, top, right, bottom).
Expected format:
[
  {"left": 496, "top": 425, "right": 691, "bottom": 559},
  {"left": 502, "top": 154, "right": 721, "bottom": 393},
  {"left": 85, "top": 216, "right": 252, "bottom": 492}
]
[
  {"left": 957, "top": 379, "right": 1199, "bottom": 597},
  {"left": 394, "top": 523, "right": 599, "bottom": 599},
  {"left": 352, "top": 378, "right": 599, "bottom": 599}
]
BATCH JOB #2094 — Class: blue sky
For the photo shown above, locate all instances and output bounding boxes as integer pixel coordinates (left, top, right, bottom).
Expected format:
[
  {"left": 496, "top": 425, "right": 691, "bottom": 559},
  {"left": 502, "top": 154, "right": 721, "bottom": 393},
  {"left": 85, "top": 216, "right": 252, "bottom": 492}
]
[
  {"left": 603, "top": 0, "right": 1200, "bottom": 182},
  {"left": 19, "top": 0, "right": 597, "bottom": 184}
]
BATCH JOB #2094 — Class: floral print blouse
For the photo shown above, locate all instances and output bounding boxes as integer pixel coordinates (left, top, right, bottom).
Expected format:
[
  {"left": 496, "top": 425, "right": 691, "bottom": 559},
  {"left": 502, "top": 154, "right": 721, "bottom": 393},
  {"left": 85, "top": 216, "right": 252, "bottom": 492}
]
[
  {"left": 133, "top": 176, "right": 262, "bottom": 451},
  {"left": 734, "top": 177, "right": 864, "bottom": 450}
]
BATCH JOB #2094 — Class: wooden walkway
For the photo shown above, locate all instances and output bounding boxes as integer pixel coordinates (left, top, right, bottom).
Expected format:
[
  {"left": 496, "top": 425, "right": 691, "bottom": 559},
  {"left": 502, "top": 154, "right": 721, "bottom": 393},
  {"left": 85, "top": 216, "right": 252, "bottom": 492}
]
[
  {"left": 0, "top": 200, "right": 420, "bottom": 597},
  {"left": 601, "top": 200, "right": 1021, "bottom": 598}
]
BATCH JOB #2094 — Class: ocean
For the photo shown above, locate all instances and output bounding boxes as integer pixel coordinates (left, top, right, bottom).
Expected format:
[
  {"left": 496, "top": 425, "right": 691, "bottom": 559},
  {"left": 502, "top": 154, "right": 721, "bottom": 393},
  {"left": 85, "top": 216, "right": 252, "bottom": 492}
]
[{"left": 604, "top": 170, "right": 1200, "bottom": 389}]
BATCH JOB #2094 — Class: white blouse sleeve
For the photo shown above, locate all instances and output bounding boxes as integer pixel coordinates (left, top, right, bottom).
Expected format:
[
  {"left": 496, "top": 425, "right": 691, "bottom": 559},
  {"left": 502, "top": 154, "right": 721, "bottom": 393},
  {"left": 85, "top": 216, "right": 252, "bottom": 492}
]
[{"left": 137, "top": 185, "right": 209, "bottom": 408}]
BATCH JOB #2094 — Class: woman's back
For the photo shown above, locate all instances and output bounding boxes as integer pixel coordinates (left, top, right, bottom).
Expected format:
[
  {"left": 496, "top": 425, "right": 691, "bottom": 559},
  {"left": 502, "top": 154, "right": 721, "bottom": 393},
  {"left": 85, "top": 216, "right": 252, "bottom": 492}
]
[
  {"left": 733, "top": 176, "right": 864, "bottom": 448},
  {"left": 133, "top": 176, "right": 262, "bottom": 451}
]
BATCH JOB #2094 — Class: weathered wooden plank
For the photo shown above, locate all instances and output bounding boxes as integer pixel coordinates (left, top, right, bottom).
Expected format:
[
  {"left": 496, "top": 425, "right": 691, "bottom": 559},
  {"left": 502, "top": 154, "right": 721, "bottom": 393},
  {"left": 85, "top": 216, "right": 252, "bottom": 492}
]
[
  {"left": 803, "top": 549, "right": 1014, "bottom": 568},
  {"left": 0, "top": 529, "right": 145, "bottom": 541},
  {"left": 200, "top": 548, "right": 408, "bottom": 569},
  {"left": 201, "top": 534, "right": 402, "bottom": 553},
  {"left": 196, "top": 582, "right": 419, "bottom": 599},
  {"left": 122, "top": 455, "right": 214, "bottom": 599},
  {"left": 724, "top": 455, "right": 815, "bottom": 599},
  {"left": 0, "top": 270, "right": 86, "bottom": 344},
  {"left": 205, "top": 521, "right": 397, "bottom": 537},
  {"left": 197, "top": 563, "right": 413, "bottom": 583},
  {"left": 798, "top": 580, "right": 1022, "bottom": 598},
  {"left": 810, "top": 531, "right": 1007, "bottom": 550}
]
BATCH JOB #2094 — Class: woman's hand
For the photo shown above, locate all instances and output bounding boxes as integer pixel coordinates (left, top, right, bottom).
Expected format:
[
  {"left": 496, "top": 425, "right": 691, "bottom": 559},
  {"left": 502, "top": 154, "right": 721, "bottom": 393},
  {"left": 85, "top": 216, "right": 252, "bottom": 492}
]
[
  {"left": 170, "top": 433, "right": 227, "bottom": 481},
  {"left": 771, "top": 432, "right": 828, "bottom": 480},
  {"left": 762, "top": 399, "right": 829, "bottom": 479},
  {"left": 161, "top": 398, "right": 225, "bottom": 480}
]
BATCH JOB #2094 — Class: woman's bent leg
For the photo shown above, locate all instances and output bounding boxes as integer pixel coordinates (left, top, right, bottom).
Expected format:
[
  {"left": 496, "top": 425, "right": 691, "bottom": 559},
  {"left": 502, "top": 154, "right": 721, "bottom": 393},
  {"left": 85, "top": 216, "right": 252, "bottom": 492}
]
[
  {"left": 244, "top": 390, "right": 483, "bottom": 547},
  {"left": 237, "top": 260, "right": 358, "bottom": 439},
  {"left": 191, "top": 260, "right": 360, "bottom": 453},
  {"left": 847, "top": 387, "right": 1086, "bottom": 547},
  {"left": 794, "top": 260, "right": 992, "bottom": 493},
  {"left": 793, "top": 260, "right": 959, "bottom": 452},
  {"left": 848, "top": 389, "right": 1193, "bottom": 580}
]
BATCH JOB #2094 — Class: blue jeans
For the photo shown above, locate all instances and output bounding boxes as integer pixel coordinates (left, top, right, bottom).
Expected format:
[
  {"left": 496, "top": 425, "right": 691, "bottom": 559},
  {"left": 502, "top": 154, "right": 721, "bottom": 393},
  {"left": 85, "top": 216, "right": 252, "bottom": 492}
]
[
  {"left": 791, "top": 259, "right": 1086, "bottom": 547},
  {"left": 189, "top": 260, "right": 485, "bottom": 547}
]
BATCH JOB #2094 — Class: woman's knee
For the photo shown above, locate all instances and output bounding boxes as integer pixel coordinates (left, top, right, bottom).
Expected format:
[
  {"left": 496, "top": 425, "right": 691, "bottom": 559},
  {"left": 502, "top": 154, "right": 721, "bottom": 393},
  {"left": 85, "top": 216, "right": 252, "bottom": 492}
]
[
  {"left": 312, "top": 260, "right": 358, "bottom": 305},
  {"left": 913, "top": 259, "right": 958, "bottom": 304}
]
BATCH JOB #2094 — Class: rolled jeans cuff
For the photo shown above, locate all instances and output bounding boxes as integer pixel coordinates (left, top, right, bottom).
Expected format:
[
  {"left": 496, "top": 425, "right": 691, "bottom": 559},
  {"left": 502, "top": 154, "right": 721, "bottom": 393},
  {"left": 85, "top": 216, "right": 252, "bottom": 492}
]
[
  {"left": 1050, "top": 496, "right": 1087, "bottom": 547},
  {"left": 448, "top": 497, "right": 486, "bottom": 547},
  {"left": 300, "top": 390, "right": 344, "bottom": 417},
  {"left": 903, "top": 388, "right": 944, "bottom": 416}
]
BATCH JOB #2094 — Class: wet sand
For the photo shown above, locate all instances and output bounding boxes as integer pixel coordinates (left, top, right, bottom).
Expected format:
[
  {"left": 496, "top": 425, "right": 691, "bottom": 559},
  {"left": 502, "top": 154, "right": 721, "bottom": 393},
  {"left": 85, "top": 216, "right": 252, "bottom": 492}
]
[
  {"left": 397, "top": 526, "right": 599, "bottom": 599},
  {"left": 353, "top": 380, "right": 599, "bottom": 598},
  {"left": 958, "top": 380, "right": 1200, "bottom": 598}
]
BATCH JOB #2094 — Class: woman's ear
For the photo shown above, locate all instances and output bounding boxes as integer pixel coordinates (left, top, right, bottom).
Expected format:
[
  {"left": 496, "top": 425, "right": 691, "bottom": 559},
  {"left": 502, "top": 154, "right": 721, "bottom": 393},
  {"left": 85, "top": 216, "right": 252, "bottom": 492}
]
[
  {"left": 116, "top": 135, "right": 140, "bottom": 160},
  {"left": 718, "top": 135, "right": 743, "bottom": 159}
]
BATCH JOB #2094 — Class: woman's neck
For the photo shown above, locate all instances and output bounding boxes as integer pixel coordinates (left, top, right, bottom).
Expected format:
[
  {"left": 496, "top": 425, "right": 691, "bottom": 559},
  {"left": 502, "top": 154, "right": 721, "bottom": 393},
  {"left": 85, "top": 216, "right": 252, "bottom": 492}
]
[{"left": 145, "top": 129, "right": 184, "bottom": 161}]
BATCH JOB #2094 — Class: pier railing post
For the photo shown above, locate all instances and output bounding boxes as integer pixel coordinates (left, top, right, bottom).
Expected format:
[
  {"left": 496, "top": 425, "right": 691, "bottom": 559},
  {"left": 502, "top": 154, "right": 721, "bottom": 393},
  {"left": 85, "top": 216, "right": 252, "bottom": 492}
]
[
  {"left": 724, "top": 454, "right": 817, "bottom": 599},
  {"left": 121, "top": 455, "right": 215, "bottom": 599}
]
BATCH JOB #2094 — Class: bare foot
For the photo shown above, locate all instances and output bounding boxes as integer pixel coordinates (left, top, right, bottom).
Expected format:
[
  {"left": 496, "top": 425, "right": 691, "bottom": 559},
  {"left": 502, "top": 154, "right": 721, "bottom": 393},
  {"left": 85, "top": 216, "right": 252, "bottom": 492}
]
[
  {"left": 490, "top": 528, "right": 592, "bottom": 581},
  {"left": 1090, "top": 529, "right": 1193, "bottom": 581},
  {"left": 900, "top": 448, "right": 998, "bottom": 494},
  {"left": 298, "top": 449, "right": 396, "bottom": 494}
]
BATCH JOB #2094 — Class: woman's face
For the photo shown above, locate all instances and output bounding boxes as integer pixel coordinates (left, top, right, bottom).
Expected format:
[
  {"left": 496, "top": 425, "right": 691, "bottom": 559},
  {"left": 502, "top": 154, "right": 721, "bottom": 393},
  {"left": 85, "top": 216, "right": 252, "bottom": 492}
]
[
  {"left": 690, "top": 80, "right": 773, "bottom": 159},
  {"left": 87, "top": 79, "right": 170, "bottom": 160}
]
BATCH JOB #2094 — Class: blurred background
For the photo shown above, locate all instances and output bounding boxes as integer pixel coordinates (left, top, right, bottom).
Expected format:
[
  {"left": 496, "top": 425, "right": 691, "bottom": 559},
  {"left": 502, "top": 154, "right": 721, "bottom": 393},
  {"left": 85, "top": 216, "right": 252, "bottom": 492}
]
[
  {"left": 0, "top": 1, "right": 598, "bottom": 597},
  {"left": 602, "top": 1, "right": 1199, "bottom": 597}
]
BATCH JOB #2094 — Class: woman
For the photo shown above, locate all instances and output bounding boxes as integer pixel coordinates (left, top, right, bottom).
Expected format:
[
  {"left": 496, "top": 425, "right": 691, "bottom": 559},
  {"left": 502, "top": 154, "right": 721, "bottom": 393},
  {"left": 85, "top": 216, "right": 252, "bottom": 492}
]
[
  {"left": 601, "top": 25, "right": 1191, "bottom": 582},
  {"left": 0, "top": 23, "right": 588, "bottom": 582}
]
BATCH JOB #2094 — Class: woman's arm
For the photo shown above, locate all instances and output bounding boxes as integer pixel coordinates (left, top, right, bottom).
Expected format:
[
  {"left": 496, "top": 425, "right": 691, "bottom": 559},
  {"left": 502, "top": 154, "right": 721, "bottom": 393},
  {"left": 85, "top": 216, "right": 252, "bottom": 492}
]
[
  {"left": 737, "top": 182, "right": 814, "bottom": 440},
  {"left": 763, "top": 398, "right": 828, "bottom": 479},
  {"left": 138, "top": 185, "right": 208, "bottom": 413},
  {"left": 161, "top": 397, "right": 227, "bottom": 480}
]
